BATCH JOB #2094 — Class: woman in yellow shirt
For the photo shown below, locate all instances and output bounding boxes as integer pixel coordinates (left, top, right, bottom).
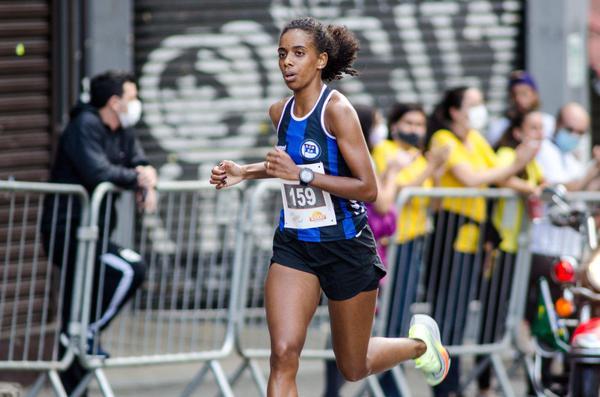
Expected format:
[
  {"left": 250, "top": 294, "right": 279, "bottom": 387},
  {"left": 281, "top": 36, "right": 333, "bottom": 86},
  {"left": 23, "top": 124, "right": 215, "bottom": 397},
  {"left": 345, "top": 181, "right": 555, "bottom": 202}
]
[
  {"left": 371, "top": 103, "right": 447, "bottom": 397},
  {"left": 493, "top": 110, "right": 544, "bottom": 252},
  {"left": 474, "top": 110, "right": 545, "bottom": 395},
  {"left": 426, "top": 87, "right": 538, "bottom": 397}
]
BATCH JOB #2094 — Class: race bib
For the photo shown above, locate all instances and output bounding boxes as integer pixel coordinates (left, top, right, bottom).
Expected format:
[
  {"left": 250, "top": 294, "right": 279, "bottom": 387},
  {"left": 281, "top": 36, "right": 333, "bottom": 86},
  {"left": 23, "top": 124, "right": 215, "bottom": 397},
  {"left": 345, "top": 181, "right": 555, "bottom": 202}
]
[{"left": 281, "top": 162, "right": 337, "bottom": 229}]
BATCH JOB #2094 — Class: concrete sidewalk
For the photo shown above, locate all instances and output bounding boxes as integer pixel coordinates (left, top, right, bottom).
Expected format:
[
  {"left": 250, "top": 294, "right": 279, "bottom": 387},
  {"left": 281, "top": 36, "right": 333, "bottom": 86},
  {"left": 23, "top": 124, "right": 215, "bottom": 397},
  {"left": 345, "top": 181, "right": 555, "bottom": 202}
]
[{"left": 27, "top": 354, "right": 528, "bottom": 397}]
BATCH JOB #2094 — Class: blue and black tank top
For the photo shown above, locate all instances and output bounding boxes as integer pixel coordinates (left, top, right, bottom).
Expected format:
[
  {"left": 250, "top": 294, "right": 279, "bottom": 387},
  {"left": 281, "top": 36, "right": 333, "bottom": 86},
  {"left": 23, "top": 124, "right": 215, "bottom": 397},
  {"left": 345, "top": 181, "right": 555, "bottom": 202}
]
[{"left": 276, "top": 84, "right": 367, "bottom": 242}]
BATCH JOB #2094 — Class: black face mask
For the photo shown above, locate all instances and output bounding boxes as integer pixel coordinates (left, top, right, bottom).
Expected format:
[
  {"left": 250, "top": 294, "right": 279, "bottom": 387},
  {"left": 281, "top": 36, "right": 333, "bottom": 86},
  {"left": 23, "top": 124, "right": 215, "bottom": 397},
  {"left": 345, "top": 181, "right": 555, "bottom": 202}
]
[{"left": 394, "top": 131, "right": 423, "bottom": 148}]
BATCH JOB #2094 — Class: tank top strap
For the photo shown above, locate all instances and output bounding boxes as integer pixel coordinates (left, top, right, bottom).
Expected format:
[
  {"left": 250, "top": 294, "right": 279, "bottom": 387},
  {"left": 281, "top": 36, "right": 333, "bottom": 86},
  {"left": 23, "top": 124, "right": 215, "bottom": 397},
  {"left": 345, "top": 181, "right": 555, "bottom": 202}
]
[
  {"left": 313, "top": 85, "right": 332, "bottom": 121},
  {"left": 276, "top": 96, "right": 295, "bottom": 136}
]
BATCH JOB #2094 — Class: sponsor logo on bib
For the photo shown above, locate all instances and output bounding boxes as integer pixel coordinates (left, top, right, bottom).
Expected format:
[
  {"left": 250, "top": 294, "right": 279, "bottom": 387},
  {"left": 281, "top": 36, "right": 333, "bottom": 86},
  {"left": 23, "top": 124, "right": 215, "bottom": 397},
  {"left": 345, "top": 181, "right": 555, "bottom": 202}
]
[
  {"left": 309, "top": 211, "right": 326, "bottom": 222},
  {"left": 301, "top": 139, "right": 320, "bottom": 160}
]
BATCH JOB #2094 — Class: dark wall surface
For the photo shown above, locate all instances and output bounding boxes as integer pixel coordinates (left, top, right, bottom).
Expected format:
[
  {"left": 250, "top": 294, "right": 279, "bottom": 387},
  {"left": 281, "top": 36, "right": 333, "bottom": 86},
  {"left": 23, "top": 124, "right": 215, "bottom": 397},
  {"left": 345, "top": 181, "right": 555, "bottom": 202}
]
[
  {"left": 133, "top": 0, "right": 525, "bottom": 177},
  {"left": 0, "top": 1, "right": 53, "bottom": 182}
]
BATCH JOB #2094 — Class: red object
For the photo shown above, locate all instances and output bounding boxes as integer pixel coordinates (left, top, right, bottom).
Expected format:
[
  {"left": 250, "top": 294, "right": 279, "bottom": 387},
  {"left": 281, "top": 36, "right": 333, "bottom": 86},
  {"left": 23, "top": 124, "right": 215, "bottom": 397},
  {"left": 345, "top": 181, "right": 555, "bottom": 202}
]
[
  {"left": 554, "top": 259, "right": 576, "bottom": 283},
  {"left": 572, "top": 318, "right": 600, "bottom": 348},
  {"left": 526, "top": 195, "right": 543, "bottom": 220}
]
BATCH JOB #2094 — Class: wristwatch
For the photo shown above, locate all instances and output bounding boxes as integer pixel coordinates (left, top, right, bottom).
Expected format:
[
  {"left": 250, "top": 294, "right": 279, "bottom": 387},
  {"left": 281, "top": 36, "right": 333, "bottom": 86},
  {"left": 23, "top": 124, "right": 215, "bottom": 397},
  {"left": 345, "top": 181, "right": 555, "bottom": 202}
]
[{"left": 299, "top": 167, "right": 315, "bottom": 186}]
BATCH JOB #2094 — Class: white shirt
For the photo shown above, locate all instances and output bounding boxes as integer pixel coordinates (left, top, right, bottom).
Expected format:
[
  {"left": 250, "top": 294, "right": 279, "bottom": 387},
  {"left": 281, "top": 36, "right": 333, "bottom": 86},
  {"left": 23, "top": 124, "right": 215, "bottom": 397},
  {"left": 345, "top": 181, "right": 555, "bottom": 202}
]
[
  {"left": 530, "top": 138, "right": 586, "bottom": 257},
  {"left": 486, "top": 112, "right": 555, "bottom": 147},
  {"left": 536, "top": 139, "right": 586, "bottom": 184}
]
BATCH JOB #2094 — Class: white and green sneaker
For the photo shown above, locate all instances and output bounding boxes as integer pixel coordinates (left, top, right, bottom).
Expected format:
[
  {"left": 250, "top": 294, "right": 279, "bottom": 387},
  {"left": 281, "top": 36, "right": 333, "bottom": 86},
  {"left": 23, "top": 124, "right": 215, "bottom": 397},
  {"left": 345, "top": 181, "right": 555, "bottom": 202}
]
[{"left": 408, "top": 314, "right": 450, "bottom": 386}]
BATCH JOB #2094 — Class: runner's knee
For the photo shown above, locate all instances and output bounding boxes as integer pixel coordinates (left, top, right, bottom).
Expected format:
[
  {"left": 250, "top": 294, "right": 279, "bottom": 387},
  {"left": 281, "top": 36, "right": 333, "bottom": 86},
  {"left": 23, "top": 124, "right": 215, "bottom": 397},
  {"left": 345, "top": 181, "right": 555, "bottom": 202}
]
[
  {"left": 270, "top": 340, "right": 302, "bottom": 372},
  {"left": 337, "top": 362, "right": 369, "bottom": 382}
]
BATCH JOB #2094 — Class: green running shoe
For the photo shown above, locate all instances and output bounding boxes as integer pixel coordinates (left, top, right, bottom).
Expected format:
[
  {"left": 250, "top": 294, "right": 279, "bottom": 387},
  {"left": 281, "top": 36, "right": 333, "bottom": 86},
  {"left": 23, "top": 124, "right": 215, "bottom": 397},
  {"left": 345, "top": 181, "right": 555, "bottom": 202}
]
[{"left": 408, "top": 314, "right": 451, "bottom": 386}]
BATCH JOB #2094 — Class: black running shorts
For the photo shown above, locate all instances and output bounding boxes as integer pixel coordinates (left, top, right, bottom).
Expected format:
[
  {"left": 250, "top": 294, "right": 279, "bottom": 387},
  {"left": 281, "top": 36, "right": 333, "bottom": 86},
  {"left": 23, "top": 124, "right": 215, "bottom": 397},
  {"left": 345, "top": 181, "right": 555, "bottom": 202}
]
[{"left": 270, "top": 225, "right": 386, "bottom": 300}]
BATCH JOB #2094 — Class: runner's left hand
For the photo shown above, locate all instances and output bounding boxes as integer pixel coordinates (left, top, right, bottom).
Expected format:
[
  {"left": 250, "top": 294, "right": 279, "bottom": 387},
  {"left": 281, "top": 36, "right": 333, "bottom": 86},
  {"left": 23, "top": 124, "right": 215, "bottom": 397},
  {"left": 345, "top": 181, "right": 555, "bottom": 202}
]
[{"left": 265, "top": 147, "right": 300, "bottom": 180}]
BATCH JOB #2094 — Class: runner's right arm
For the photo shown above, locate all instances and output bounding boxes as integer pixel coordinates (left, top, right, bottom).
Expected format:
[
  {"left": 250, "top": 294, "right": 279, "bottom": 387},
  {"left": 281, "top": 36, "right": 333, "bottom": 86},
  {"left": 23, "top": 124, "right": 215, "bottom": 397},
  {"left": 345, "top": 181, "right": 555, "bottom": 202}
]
[
  {"left": 209, "top": 98, "right": 290, "bottom": 190},
  {"left": 209, "top": 160, "right": 269, "bottom": 189}
]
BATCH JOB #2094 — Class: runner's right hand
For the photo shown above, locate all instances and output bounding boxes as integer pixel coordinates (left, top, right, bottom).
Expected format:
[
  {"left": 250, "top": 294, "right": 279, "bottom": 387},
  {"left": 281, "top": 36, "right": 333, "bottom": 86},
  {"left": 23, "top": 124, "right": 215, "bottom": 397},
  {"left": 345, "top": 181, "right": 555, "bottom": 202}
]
[{"left": 210, "top": 160, "right": 243, "bottom": 189}]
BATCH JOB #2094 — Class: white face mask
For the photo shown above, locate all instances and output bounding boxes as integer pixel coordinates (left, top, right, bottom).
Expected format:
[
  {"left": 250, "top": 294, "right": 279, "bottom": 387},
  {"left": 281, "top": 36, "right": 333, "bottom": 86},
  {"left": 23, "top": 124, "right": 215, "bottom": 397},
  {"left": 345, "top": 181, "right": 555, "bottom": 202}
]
[
  {"left": 369, "top": 123, "right": 388, "bottom": 147},
  {"left": 118, "top": 99, "right": 142, "bottom": 128},
  {"left": 468, "top": 104, "right": 488, "bottom": 132}
]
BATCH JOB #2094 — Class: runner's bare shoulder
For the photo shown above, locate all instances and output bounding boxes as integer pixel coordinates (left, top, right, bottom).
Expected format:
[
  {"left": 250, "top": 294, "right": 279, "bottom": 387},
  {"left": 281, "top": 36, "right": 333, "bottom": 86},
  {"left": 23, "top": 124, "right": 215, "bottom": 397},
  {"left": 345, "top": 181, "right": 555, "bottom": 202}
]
[
  {"left": 323, "top": 91, "right": 358, "bottom": 138},
  {"left": 269, "top": 96, "right": 292, "bottom": 129}
]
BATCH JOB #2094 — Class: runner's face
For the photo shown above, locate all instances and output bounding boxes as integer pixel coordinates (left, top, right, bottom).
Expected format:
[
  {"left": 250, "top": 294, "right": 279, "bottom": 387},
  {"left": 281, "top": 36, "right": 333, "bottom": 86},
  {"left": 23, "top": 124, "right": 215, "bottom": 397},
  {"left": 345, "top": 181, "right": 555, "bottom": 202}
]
[{"left": 278, "top": 29, "right": 326, "bottom": 90}]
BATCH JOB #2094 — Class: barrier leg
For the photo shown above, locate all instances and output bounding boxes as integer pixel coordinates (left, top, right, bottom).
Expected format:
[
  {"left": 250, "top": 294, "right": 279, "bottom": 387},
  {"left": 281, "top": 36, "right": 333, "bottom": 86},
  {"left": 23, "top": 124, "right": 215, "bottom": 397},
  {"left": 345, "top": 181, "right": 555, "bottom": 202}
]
[
  {"left": 70, "top": 372, "right": 94, "bottom": 397},
  {"left": 459, "top": 355, "right": 491, "bottom": 391},
  {"left": 352, "top": 382, "right": 368, "bottom": 397},
  {"left": 26, "top": 373, "right": 47, "bottom": 397},
  {"left": 491, "top": 354, "right": 515, "bottom": 397},
  {"left": 181, "top": 362, "right": 210, "bottom": 397},
  {"left": 248, "top": 359, "right": 267, "bottom": 396},
  {"left": 365, "top": 375, "right": 385, "bottom": 397},
  {"left": 209, "top": 360, "right": 234, "bottom": 397},
  {"left": 227, "top": 359, "right": 249, "bottom": 388},
  {"left": 506, "top": 349, "right": 525, "bottom": 380},
  {"left": 521, "top": 353, "right": 546, "bottom": 397},
  {"left": 47, "top": 371, "right": 67, "bottom": 397},
  {"left": 93, "top": 369, "right": 115, "bottom": 397},
  {"left": 390, "top": 365, "right": 413, "bottom": 397}
]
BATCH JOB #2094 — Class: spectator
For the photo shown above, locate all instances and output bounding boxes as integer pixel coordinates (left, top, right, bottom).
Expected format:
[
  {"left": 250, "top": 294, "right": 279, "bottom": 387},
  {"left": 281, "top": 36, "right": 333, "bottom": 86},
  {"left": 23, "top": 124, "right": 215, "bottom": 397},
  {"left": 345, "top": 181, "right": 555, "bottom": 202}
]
[
  {"left": 524, "top": 102, "right": 597, "bottom": 397},
  {"left": 427, "top": 86, "right": 538, "bottom": 397},
  {"left": 486, "top": 70, "right": 555, "bottom": 146},
  {"left": 371, "top": 102, "right": 448, "bottom": 396},
  {"left": 41, "top": 71, "right": 156, "bottom": 395},
  {"left": 355, "top": 104, "right": 414, "bottom": 266},
  {"left": 528, "top": 102, "right": 598, "bottom": 319},
  {"left": 477, "top": 110, "right": 545, "bottom": 396}
]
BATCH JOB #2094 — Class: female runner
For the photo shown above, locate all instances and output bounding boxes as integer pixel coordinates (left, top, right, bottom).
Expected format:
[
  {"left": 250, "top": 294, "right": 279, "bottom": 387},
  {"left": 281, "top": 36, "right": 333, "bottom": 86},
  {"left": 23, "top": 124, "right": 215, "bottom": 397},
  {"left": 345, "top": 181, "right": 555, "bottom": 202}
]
[{"left": 210, "top": 17, "right": 449, "bottom": 396}]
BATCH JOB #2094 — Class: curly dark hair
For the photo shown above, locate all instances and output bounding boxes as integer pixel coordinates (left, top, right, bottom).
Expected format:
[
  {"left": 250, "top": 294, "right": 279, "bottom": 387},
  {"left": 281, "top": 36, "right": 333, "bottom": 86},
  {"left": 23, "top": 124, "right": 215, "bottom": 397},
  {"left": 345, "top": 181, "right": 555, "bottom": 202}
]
[{"left": 281, "top": 17, "right": 360, "bottom": 82}]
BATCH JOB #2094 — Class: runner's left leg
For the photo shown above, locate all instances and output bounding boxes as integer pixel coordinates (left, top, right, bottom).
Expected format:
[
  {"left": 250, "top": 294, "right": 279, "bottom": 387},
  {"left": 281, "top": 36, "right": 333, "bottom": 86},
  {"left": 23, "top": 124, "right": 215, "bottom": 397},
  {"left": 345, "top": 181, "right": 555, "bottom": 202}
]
[{"left": 328, "top": 289, "right": 425, "bottom": 380}]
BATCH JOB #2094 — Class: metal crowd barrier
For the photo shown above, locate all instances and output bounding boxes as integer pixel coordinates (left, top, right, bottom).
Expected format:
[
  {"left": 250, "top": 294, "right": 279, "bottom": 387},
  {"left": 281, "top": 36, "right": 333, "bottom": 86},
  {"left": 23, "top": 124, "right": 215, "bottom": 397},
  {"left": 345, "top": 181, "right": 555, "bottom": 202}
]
[
  {"left": 376, "top": 187, "right": 533, "bottom": 397},
  {"left": 4, "top": 178, "right": 582, "bottom": 396},
  {"left": 0, "top": 180, "right": 89, "bottom": 397},
  {"left": 73, "top": 181, "right": 244, "bottom": 397}
]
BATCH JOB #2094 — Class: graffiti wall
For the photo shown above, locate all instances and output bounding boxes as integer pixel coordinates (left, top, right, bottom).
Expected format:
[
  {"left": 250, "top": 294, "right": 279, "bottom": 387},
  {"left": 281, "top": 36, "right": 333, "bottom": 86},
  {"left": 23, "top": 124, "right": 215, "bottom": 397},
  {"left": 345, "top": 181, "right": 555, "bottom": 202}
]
[{"left": 135, "top": 0, "right": 524, "bottom": 177}]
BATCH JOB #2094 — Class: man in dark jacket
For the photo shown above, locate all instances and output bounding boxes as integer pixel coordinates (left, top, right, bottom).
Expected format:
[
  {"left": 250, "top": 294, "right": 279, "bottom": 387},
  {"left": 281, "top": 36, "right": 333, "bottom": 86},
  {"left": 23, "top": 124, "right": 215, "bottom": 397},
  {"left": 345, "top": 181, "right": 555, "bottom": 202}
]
[{"left": 42, "top": 71, "right": 156, "bottom": 394}]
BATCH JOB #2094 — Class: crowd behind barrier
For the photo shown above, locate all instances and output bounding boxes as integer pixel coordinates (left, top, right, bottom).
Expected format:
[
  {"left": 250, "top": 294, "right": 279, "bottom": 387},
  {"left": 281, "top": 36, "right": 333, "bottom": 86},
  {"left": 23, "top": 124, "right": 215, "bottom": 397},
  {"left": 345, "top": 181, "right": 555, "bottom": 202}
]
[{"left": 1, "top": 178, "right": 598, "bottom": 396}]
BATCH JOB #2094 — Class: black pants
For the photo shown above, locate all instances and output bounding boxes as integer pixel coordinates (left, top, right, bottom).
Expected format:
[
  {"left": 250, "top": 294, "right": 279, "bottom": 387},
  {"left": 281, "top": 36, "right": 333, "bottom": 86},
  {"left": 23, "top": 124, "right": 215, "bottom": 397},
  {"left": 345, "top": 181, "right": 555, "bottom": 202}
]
[
  {"left": 42, "top": 226, "right": 146, "bottom": 394},
  {"left": 476, "top": 249, "right": 516, "bottom": 390}
]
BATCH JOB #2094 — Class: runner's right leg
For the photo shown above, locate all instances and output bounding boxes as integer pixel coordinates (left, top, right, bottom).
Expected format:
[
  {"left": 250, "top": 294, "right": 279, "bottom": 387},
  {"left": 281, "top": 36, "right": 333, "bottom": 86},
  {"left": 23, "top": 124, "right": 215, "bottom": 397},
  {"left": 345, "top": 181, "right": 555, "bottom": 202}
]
[{"left": 265, "top": 263, "right": 321, "bottom": 397}]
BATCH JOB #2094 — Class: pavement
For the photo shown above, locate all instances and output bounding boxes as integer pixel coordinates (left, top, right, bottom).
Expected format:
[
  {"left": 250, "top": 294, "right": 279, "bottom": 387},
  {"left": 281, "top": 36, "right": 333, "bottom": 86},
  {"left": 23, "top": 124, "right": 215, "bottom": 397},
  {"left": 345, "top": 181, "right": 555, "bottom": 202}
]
[{"left": 24, "top": 353, "right": 528, "bottom": 397}]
